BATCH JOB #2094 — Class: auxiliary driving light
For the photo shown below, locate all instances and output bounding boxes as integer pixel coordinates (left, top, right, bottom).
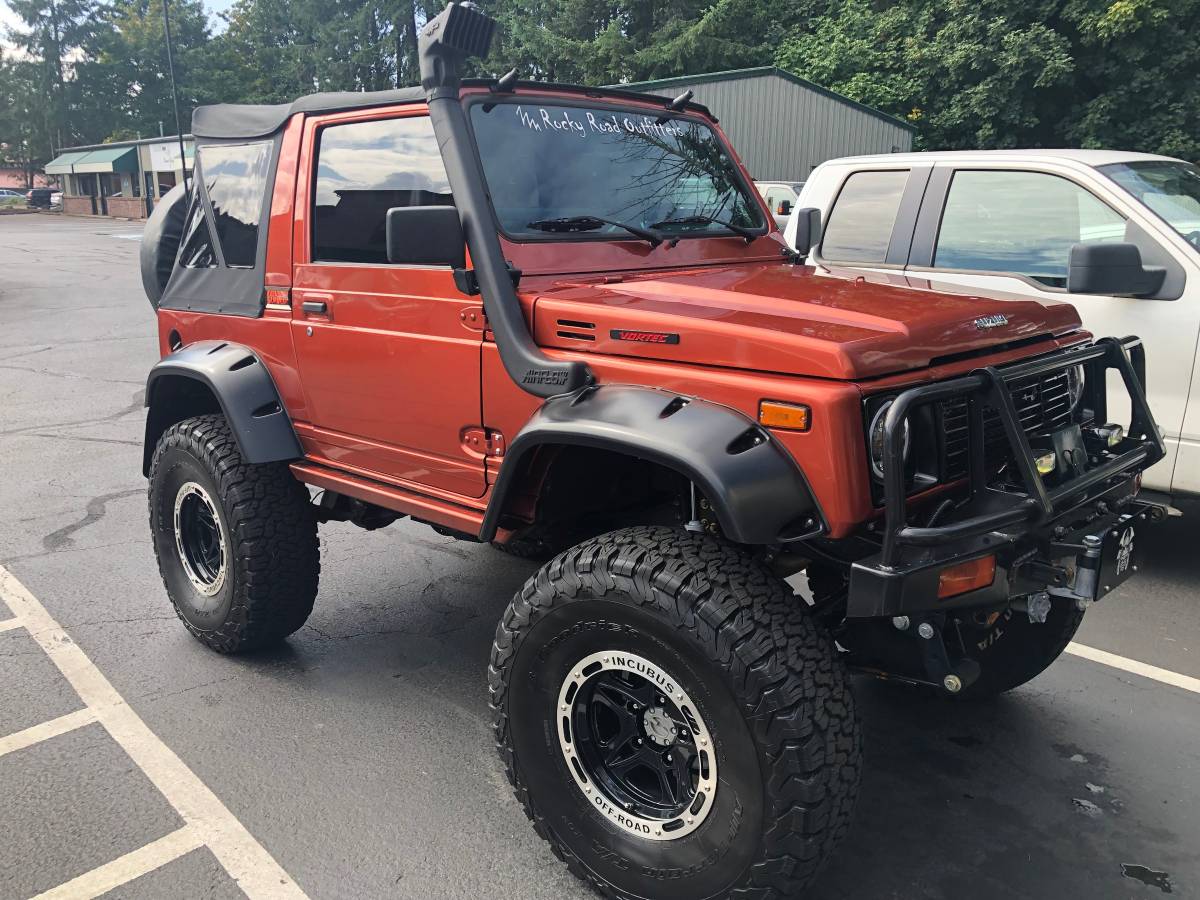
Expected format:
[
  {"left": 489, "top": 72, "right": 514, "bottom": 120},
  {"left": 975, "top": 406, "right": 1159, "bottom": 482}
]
[
  {"left": 1094, "top": 423, "right": 1125, "bottom": 447},
  {"left": 1035, "top": 451, "right": 1057, "bottom": 475},
  {"left": 938, "top": 555, "right": 997, "bottom": 599}
]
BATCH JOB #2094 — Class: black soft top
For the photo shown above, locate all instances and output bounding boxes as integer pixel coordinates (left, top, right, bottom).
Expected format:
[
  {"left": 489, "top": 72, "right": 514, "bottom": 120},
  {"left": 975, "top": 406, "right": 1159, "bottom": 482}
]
[{"left": 191, "top": 80, "right": 713, "bottom": 139}]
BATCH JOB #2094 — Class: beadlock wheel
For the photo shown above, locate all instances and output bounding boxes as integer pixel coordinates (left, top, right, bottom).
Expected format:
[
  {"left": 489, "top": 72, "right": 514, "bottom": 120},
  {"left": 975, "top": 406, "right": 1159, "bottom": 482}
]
[
  {"left": 556, "top": 650, "right": 717, "bottom": 841},
  {"left": 172, "top": 480, "right": 227, "bottom": 600}
]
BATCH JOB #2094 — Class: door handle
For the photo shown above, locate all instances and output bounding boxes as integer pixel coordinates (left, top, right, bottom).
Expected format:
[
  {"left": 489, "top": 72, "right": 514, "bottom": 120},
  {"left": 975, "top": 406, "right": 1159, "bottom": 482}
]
[{"left": 302, "top": 300, "right": 328, "bottom": 315}]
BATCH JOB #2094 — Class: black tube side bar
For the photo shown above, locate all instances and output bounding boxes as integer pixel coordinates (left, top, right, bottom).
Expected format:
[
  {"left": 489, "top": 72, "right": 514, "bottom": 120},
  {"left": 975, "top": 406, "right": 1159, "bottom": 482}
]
[
  {"left": 879, "top": 337, "right": 1165, "bottom": 567},
  {"left": 418, "top": 3, "right": 592, "bottom": 399}
]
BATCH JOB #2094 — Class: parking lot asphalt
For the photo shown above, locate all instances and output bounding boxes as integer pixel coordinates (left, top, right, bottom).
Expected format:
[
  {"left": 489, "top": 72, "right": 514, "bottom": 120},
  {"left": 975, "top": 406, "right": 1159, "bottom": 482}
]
[{"left": 0, "top": 212, "right": 1196, "bottom": 900}]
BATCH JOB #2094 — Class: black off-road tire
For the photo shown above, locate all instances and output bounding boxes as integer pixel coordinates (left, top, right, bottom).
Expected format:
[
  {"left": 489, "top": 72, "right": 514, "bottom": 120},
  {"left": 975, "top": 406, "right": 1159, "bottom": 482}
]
[
  {"left": 953, "top": 600, "right": 1085, "bottom": 699},
  {"left": 490, "top": 526, "right": 861, "bottom": 900},
  {"left": 148, "top": 414, "right": 319, "bottom": 652}
]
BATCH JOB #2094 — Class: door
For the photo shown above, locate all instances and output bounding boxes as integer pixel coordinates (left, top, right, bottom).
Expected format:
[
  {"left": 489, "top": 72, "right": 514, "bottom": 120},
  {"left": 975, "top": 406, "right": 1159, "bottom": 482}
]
[
  {"left": 906, "top": 165, "right": 1200, "bottom": 494},
  {"left": 291, "top": 108, "right": 487, "bottom": 499}
]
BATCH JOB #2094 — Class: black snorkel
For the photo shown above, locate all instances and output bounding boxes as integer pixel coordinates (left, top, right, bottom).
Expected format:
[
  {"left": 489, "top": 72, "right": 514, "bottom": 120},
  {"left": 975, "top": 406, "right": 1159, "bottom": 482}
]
[{"left": 419, "top": 2, "right": 593, "bottom": 398}]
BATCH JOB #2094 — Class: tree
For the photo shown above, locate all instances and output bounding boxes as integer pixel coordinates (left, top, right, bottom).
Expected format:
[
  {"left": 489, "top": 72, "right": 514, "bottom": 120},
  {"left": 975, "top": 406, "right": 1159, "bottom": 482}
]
[
  {"left": 774, "top": 0, "right": 1199, "bottom": 159},
  {"left": 71, "top": 0, "right": 226, "bottom": 142},
  {"left": 0, "top": 56, "right": 47, "bottom": 184},
  {"left": 5, "top": 0, "right": 96, "bottom": 154},
  {"left": 775, "top": 0, "right": 1076, "bottom": 150},
  {"left": 1062, "top": 0, "right": 1200, "bottom": 160},
  {"left": 483, "top": 0, "right": 816, "bottom": 85}
]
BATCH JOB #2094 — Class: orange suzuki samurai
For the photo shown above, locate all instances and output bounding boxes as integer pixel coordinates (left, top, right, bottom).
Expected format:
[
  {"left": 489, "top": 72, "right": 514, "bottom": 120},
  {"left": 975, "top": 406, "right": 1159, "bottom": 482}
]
[{"left": 139, "top": 4, "right": 1167, "bottom": 896}]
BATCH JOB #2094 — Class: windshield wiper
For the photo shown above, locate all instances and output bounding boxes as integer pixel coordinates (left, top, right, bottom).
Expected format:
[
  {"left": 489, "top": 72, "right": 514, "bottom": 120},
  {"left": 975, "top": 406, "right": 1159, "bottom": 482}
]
[
  {"left": 650, "top": 215, "right": 758, "bottom": 243},
  {"left": 526, "top": 215, "right": 663, "bottom": 246}
]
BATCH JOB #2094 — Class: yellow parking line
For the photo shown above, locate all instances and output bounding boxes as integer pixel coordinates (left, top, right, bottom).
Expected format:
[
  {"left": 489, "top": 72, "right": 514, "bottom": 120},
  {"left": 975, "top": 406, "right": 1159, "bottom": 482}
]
[
  {"left": 0, "top": 708, "right": 98, "bottom": 759},
  {"left": 1066, "top": 642, "right": 1200, "bottom": 694},
  {"left": 30, "top": 825, "right": 204, "bottom": 900},
  {"left": 0, "top": 565, "right": 309, "bottom": 899}
]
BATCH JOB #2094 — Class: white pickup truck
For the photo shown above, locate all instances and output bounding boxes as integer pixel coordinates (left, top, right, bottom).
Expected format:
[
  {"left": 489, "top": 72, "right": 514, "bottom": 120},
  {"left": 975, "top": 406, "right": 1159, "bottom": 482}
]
[{"left": 785, "top": 150, "right": 1200, "bottom": 501}]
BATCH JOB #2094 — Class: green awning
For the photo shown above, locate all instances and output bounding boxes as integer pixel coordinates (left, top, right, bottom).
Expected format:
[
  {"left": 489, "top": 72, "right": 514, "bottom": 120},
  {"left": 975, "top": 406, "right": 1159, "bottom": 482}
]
[
  {"left": 44, "top": 150, "right": 92, "bottom": 175},
  {"left": 72, "top": 146, "right": 139, "bottom": 174}
]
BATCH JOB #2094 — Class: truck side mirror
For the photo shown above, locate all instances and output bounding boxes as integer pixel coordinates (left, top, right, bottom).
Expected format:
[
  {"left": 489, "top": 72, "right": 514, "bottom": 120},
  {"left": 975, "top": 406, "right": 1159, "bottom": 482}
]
[
  {"left": 1067, "top": 242, "right": 1167, "bottom": 297},
  {"left": 776, "top": 200, "right": 793, "bottom": 216},
  {"left": 386, "top": 206, "right": 466, "bottom": 269},
  {"left": 791, "top": 207, "right": 821, "bottom": 256}
]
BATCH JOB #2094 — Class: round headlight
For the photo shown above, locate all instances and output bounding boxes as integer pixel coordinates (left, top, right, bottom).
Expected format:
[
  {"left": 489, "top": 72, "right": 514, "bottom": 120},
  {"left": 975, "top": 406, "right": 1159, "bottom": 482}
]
[
  {"left": 1066, "top": 365, "right": 1085, "bottom": 410},
  {"left": 869, "top": 400, "right": 911, "bottom": 480}
]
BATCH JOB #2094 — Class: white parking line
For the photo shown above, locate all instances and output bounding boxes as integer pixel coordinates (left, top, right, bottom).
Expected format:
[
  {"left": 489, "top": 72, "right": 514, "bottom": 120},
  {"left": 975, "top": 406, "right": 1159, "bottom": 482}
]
[
  {"left": 0, "top": 565, "right": 308, "bottom": 899},
  {"left": 0, "top": 617, "right": 24, "bottom": 633},
  {"left": 0, "top": 708, "right": 98, "bottom": 759},
  {"left": 30, "top": 825, "right": 204, "bottom": 900},
  {"left": 1066, "top": 642, "right": 1200, "bottom": 694}
]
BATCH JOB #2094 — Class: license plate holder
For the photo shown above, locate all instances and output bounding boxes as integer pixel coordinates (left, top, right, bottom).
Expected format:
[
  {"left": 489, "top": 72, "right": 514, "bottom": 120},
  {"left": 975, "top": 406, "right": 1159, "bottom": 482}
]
[{"left": 1095, "top": 518, "right": 1141, "bottom": 599}]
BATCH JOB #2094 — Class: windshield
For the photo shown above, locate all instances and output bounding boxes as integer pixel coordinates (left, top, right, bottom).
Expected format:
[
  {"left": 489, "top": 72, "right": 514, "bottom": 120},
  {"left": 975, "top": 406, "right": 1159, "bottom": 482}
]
[
  {"left": 1100, "top": 160, "right": 1200, "bottom": 250},
  {"left": 468, "top": 99, "right": 765, "bottom": 241}
]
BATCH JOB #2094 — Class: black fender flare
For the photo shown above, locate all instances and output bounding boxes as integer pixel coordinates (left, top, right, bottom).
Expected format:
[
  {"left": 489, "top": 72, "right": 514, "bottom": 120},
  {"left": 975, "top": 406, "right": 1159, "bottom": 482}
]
[
  {"left": 143, "top": 341, "right": 302, "bottom": 475},
  {"left": 480, "top": 385, "right": 823, "bottom": 545}
]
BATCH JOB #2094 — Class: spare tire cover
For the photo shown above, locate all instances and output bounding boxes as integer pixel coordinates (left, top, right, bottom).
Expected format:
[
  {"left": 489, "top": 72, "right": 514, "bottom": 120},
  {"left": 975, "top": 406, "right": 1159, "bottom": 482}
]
[{"left": 140, "top": 184, "right": 189, "bottom": 308}]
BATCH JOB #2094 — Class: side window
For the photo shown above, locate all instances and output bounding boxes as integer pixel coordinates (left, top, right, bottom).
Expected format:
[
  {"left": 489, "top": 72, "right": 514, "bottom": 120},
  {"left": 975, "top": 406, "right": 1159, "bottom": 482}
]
[
  {"left": 313, "top": 116, "right": 452, "bottom": 264},
  {"left": 821, "top": 170, "right": 908, "bottom": 262},
  {"left": 196, "top": 141, "right": 272, "bottom": 268},
  {"left": 935, "top": 170, "right": 1126, "bottom": 287}
]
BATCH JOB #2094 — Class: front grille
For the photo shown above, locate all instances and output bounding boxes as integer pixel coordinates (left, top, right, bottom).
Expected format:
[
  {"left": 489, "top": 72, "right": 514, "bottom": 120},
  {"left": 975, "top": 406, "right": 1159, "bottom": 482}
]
[{"left": 939, "top": 368, "right": 1075, "bottom": 481}]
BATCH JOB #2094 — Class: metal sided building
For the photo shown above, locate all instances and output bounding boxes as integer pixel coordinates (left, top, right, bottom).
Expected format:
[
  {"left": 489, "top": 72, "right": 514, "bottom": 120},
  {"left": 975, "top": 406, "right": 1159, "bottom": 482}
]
[{"left": 617, "top": 67, "right": 915, "bottom": 182}]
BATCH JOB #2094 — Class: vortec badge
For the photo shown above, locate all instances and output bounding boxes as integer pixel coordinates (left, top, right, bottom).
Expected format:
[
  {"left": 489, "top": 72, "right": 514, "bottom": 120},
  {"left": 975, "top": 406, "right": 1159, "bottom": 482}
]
[
  {"left": 610, "top": 329, "right": 680, "bottom": 345},
  {"left": 974, "top": 314, "right": 1009, "bottom": 330}
]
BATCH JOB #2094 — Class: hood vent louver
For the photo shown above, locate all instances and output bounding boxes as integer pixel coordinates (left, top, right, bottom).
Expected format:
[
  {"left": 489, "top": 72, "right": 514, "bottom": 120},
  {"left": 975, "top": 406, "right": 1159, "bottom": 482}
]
[{"left": 556, "top": 318, "right": 596, "bottom": 342}]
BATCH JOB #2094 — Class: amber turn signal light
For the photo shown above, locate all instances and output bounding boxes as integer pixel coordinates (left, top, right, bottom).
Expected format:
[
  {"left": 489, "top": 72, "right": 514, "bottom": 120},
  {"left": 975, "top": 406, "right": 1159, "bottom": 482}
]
[
  {"left": 758, "top": 400, "right": 811, "bottom": 431},
  {"left": 937, "top": 555, "right": 996, "bottom": 599}
]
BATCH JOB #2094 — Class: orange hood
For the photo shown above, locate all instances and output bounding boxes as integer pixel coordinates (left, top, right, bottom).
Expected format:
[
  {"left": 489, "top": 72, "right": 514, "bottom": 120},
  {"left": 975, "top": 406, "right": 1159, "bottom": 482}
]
[{"left": 530, "top": 263, "right": 1084, "bottom": 380}]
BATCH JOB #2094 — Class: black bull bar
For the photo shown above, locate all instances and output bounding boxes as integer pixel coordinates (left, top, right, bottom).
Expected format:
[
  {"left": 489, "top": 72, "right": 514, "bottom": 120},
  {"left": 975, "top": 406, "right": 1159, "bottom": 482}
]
[{"left": 877, "top": 336, "right": 1165, "bottom": 569}]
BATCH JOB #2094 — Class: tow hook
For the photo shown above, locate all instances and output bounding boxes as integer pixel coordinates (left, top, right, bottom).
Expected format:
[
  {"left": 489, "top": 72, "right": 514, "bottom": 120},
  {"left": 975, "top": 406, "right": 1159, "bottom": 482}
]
[{"left": 911, "top": 617, "right": 981, "bottom": 695}]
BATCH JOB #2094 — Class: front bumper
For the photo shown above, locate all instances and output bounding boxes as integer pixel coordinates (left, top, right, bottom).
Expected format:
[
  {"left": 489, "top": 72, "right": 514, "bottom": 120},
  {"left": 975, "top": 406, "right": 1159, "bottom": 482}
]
[{"left": 848, "top": 337, "right": 1166, "bottom": 619}]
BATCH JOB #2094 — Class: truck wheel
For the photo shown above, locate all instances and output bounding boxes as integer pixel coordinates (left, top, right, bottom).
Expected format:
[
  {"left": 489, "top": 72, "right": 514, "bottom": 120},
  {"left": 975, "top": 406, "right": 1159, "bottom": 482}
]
[
  {"left": 490, "top": 526, "right": 861, "bottom": 899},
  {"left": 148, "top": 414, "right": 319, "bottom": 653},
  {"left": 953, "top": 600, "right": 1085, "bottom": 699}
]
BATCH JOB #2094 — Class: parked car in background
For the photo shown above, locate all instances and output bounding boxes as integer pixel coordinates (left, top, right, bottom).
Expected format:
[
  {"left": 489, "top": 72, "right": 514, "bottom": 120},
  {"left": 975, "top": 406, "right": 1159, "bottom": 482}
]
[
  {"left": 786, "top": 150, "right": 1200, "bottom": 503},
  {"left": 0, "top": 188, "right": 26, "bottom": 206},
  {"left": 26, "top": 188, "right": 54, "bottom": 209},
  {"left": 755, "top": 179, "right": 804, "bottom": 227}
]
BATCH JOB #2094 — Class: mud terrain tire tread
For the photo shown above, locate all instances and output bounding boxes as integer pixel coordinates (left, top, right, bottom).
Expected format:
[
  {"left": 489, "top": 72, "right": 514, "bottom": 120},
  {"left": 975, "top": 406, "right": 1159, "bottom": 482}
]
[
  {"left": 149, "top": 414, "right": 319, "bottom": 652},
  {"left": 489, "top": 525, "right": 861, "bottom": 900}
]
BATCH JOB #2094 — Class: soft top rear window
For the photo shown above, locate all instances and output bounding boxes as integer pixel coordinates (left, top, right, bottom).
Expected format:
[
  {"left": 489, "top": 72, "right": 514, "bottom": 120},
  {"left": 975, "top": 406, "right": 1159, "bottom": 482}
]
[{"left": 196, "top": 141, "right": 273, "bottom": 268}]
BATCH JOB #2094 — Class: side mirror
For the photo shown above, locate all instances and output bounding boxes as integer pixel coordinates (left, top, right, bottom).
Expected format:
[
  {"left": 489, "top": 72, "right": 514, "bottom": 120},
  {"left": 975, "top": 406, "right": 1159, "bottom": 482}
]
[
  {"left": 790, "top": 207, "right": 822, "bottom": 257},
  {"left": 386, "top": 206, "right": 466, "bottom": 268},
  {"left": 1067, "top": 242, "right": 1166, "bottom": 297},
  {"left": 776, "top": 200, "right": 793, "bottom": 216}
]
